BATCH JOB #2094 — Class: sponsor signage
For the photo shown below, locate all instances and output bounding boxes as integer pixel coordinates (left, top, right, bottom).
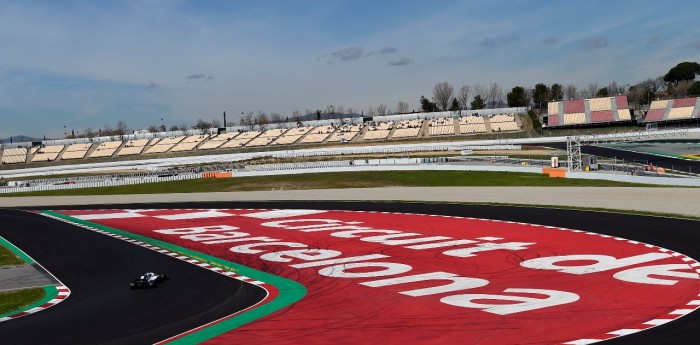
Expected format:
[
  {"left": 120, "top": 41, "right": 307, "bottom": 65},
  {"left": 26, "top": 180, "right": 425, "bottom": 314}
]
[{"left": 58, "top": 209, "right": 700, "bottom": 344}]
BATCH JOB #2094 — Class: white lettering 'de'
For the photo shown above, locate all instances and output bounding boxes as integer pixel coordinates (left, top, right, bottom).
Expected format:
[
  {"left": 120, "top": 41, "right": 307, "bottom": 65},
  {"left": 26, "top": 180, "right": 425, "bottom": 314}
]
[
  {"left": 613, "top": 264, "right": 700, "bottom": 285},
  {"left": 440, "top": 288, "right": 580, "bottom": 315},
  {"left": 520, "top": 253, "right": 671, "bottom": 274},
  {"left": 443, "top": 242, "right": 535, "bottom": 258}
]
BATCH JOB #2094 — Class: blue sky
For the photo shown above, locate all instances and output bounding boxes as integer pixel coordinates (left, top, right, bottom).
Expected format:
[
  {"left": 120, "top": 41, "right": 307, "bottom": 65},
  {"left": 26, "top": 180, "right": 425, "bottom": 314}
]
[{"left": 1, "top": 0, "right": 699, "bottom": 139}]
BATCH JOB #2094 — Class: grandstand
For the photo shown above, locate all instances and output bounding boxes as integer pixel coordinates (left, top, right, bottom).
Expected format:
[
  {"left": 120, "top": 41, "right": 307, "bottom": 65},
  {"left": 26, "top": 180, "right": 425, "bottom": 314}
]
[
  {"left": 144, "top": 136, "right": 185, "bottom": 154},
  {"left": 31, "top": 145, "right": 64, "bottom": 162},
  {"left": 363, "top": 121, "right": 394, "bottom": 140},
  {"left": 643, "top": 97, "right": 700, "bottom": 123},
  {"left": 299, "top": 125, "right": 335, "bottom": 144},
  {"left": 170, "top": 135, "right": 209, "bottom": 152},
  {"left": 489, "top": 114, "right": 519, "bottom": 132},
  {"left": 1, "top": 109, "right": 533, "bottom": 167},
  {"left": 459, "top": 116, "right": 486, "bottom": 134},
  {"left": 326, "top": 123, "right": 364, "bottom": 142},
  {"left": 1, "top": 147, "right": 28, "bottom": 164},
  {"left": 220, "top": 131, "right": 260, "bottom": 148},
  {"left": 246, "top": 128, "right": 287, "bottom": 147},
  {"left": 198, "top": 132, "right": 239, "bottom": 150},
  {"left": 428, "top": 117, "right": 456, "bottom": 136},
  {"left": 116, "top": 139, "right": 149, "bottom": 156},
  {"left": 391, "top": 119, "right": 423, "bottom": 139},
  {"left": 61, "top": 143, "right": 92, "bottom": 160},
  {"left": 272, "top": 127, "right": 313, "bottom": 145},
  {"left": 547, "top": 96, "right": 632, "bottom": 127}
]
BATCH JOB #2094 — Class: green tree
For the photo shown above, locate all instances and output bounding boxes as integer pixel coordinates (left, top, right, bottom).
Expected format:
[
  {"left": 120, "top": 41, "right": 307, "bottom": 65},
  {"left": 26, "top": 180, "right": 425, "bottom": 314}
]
[
  {"left": 550, "top": 83, "right": 563, "bottom": 100},
  {"left": 449, "top": 98, "right": 461, "bottom": 111},
  {"left": 432, "top": 82, "right": 454, "bottom": 110},
  {"left": 192, "top": 118, "right": 213, "bottom": 130},
  {"left": 420, "top": 95, "right": 439, "bottom": 112},
  {"left": 596, "top": 87, "right": 609, "bottom": 97},
  {"left": 532, "top": 83, "right": 550, "bottom": 109},
  {"left": 470, "top": 95, "right": 485, "bottom": 110},
  {"left": 507, "top": 86, "right": 529, "bottom": 107},
  {"left": 689, "top": 82, "right": 700, "bottom": 96},
  {"left": 663, "top": 62, "right": 700, "bottom": 84}
]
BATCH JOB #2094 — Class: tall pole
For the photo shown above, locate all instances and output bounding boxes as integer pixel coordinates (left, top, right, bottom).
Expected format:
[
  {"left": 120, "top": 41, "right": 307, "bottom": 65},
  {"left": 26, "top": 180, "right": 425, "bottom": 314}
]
[{"left": 223, "top": 111, "right": 227, "bottom": 128}]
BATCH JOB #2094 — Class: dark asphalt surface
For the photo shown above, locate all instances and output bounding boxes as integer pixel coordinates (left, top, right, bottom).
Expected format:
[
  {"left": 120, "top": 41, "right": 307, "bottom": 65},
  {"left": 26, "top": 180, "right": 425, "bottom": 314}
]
[
  {"left": 0, "top": 209, "right": 267, "bottom": 345},
  {"left": 544, "top": 142, "right": 700, "bottom": 173},
  {"left": 3, "top": 201, "right": 699, "bottom": 344}
]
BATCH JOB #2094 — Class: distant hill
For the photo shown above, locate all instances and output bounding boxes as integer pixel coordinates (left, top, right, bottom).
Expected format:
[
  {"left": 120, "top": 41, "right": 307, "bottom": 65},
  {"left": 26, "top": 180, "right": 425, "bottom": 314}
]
[{"left": 1, "top": 135, "right": 40, "bottom": 144}]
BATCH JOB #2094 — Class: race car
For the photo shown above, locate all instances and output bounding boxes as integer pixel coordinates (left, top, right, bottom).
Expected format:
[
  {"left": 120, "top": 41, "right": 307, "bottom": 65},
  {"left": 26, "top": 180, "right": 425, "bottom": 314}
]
[{"left": 130, "top": 272, "right": 168, "bottom": 289}]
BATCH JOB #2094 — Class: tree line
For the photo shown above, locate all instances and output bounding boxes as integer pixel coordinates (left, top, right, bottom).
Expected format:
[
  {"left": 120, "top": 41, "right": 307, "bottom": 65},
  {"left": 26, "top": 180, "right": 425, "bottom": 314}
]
[
  {"left": 65, "top": 62, "right": 700, "bottom": 139},
  {"left": 419, "top": 61, "right": 700, "bottom": 112}
]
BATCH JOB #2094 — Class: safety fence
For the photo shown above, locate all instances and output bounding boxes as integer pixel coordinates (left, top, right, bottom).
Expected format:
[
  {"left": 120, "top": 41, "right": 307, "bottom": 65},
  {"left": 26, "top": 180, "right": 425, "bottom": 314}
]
[
  {"left": 272, "top": 144, "right": 521, "bottom": 158},
  {"left": 0, "top": 172, "right": 200, "bottom": 194}
]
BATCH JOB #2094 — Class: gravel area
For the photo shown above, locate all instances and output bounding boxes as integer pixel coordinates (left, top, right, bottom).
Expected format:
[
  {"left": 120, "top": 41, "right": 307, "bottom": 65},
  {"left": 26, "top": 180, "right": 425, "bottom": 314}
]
[
  {"left": 0, "top": 264, "right": 56, "bottom": 292},
  {"left": 1, "top": 187, "right": 699, "bottom": 218}
]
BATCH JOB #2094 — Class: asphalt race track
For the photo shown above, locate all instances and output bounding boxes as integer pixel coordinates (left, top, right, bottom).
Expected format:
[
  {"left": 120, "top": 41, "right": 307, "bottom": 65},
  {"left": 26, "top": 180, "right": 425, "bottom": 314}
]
[
  {"left": 543, "top": 142, "right": 700, "bottom": 173},
  {"left": 2, "top": 201, "right": 699, "bottom": 344},
  {"left": 0, "top": 209, "right": 267, "bottom": 345}
]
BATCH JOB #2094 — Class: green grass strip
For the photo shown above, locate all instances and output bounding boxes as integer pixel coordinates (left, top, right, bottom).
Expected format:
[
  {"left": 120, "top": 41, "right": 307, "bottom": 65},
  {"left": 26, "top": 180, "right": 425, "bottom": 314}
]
[
  {"left": 0, "top": 236, "right": 59, "bottom": 318},
  {"left": 0, "top": 286, "right": 55, "bottom": 318},
  {"left": 0, "top": 236, "right": 35, "bottom": 264},
  {"left": 1, "top": 171, "right": 654, "bottom": 198},
  {"left": 41, "top": 210, "right": 307, "bottom": 345}
]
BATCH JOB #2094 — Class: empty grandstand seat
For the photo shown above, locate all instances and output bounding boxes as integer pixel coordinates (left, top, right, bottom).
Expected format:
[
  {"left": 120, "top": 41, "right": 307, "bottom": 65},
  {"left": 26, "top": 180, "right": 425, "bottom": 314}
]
[
  {"left": 564, "top": 113, "right": 586, "bottom": 125},
  {"left": 300, "top": 125, "right": 334, "bottom": 143},
  {"left": 672, "top": 97, "right": 697, "bottom": 108},
  {"left": 617, "top": 109, "right": 632, "bottom": 121},
  {"left": 615, "top": 96, "right": 629, "bottom": 110},
  {"left": 1, "top": 147, "right": 28, "bottom": 164},
  {"left": 220, "top": 138, "right": 250, "bottom": 148},
  {"left": 650, "top": 100, "right": 669, "bottom": 110},
  {"left": 198, "top": 132, "right": 239, "bottom": 150},
  {"left": 589, "top": 97, "right": 612, "bottom": 112},
  {"left": 547, "top": 115, "right": 559, "bottom": 126},
  {"left": 563, "top": 100, "right": 585, "bottom": 114},
  {"left": 667, "top": 107, "right": 694, "bottom": 120},
  {"left": 644, "top": 109, "right": 666, "bottom": 122},
  {"left": 91, "top": 140, "right": 122, "bottom": 158},
  {"left": 460, "top": 123, "right": 486, "bottom": 134},
  {"left": 590, "top": 110, "right": 615, "bottom": 123},
  {"left": 548, "top": 102, "right": 561, "bottom": 117}
]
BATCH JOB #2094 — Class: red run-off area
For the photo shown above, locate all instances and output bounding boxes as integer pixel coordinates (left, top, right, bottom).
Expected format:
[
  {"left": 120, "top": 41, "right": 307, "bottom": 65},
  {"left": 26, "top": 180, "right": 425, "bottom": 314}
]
[{"left": 56, "top": 209, "right": 700, "bottom": 345}]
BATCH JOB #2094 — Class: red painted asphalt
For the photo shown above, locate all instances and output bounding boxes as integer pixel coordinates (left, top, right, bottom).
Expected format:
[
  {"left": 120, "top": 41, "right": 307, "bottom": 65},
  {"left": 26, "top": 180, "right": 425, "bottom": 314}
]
[{"left": 56, "top": 208, "right": 700, "bottom": 344}]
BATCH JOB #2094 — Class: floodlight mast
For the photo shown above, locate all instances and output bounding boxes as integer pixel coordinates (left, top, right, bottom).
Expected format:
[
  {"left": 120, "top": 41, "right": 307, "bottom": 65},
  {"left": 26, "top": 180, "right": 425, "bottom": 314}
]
[{"left": 565, "top": 128, "right": 689, "bottom": 172}]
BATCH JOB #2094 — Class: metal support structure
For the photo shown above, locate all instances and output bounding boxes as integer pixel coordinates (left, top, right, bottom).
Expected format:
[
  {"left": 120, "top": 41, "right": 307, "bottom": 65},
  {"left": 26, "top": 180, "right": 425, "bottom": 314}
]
[
  {"left": 566, "top": 128, "right": 689, "bottom": 171},
  {"left": 566, "top": 136, "right": 582, "bottom": 171}
]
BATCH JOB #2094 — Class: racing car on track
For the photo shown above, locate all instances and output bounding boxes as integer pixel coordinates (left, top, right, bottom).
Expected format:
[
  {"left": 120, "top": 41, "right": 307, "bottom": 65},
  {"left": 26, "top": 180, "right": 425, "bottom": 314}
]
[{"left": 130, "top": 272, "right": 168, "bottom": 289}]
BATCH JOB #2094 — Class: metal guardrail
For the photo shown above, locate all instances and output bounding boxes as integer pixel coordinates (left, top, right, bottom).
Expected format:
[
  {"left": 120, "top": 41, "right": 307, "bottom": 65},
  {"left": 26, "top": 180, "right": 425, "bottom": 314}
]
[
  {"left": 3, "top": 151, "right": 696, "bottom": 194},
  {"left": 0, "top": 172, "right": 201, "bottom": 194}
]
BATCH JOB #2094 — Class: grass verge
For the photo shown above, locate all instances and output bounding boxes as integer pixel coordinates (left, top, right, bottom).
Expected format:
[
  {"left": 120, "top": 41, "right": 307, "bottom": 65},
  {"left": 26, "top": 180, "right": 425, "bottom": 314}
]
[
  {"left": 0, "top": 171, "right": 653, "bottom": 197},
  {"left": 0, "top": 243, "right": 23, "bottom": 266},
  {"left": 0, "top": 288, "right": 46, "bottom": 316}
]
